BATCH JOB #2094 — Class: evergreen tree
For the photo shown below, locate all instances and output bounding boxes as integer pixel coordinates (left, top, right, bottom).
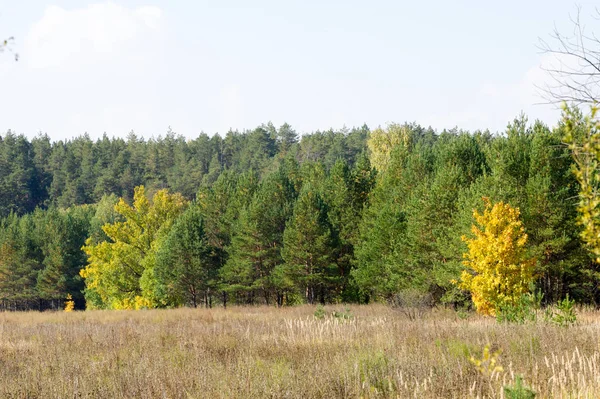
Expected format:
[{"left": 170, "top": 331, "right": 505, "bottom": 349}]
[
  {"left": 36, "top": 206, "right": 93, "bottom": 308},
  {"left": 0, "top": 132, "right": 37, "bottom": 217},
  {"left": 155, "top": 205, "right": 217, "bottom": 307},
  {"left": 0, "top": 214, "right": 42, "bottom": 309},
  {"left": 276, "top": 122, "right": 298, "bottom": 154},
  {"left": 281, "top": 184, "right": 336, "bottom": 304},
  {"left": 221, "top": 168, "right": 296, "bottom": 305}
]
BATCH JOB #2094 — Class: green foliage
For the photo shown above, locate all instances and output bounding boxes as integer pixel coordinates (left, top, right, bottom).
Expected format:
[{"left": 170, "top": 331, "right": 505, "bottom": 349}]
[
  {"left": 561, "top": 106, "right": 600, "bottom": 301},
  {"left": 36, "top": 206, "right": 94, "bottom": 305},
  {"left": 313, "top": 304, "right": 353, "bottom": 320},
  {"left": 356, "top": 350, "right": 397, "bottom": 395},
  {"left": 332, "top": 307, "right": 353, "bottom": 320},
  {"left": 353, "top": 128, "right": 490, "bottom": 302},
  {"left": 0, "top": 113, "right": 597, "bottom": 309},
  {"left": 367, "top": 123, "right": 412, "bottom": 172},
  {"left": 0, "top": 132, "right": 38, "bottom": 217},
  {"left": 221, "top": 166, "right": 296, "bottom": 305},
  {"left": 314, "top": 304, "right": 326, "bottom": 319},
  {"left": 281, "top": 184, "right": 337, "bottom": 304},
  {"left": 544, "top": 294, "right": 577, "bottom": 327},
  {"left": 0, "top": 220, "right": 41, "bottom": 306},
  {"left": 503, "top": 376, "right": 536, "bottom": 399},
  {"left": 495, "top": 293, "right": 539, "bottom": 324},
  {"left": 562, "top": 105, "right": 600, "bottom": 262},
  {"left": 154, "top": 205, "right": 217, "bottom": 308},
  {"left": 455, "top": 307, "right": 471, "bottom": 320},
  {"left": 80, "top": 186, "right": 187, "bottom": 309}
]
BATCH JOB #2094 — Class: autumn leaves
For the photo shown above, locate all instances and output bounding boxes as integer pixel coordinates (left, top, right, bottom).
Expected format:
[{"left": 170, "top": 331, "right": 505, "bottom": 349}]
[{"left": 457, "top": 199, "right": 536, "bottom": 316}]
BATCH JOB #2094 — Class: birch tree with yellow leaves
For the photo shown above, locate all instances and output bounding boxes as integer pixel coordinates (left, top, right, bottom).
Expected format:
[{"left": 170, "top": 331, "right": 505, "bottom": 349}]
[
  {"left": 562, "top": 105, "right": 600, "bottom": 263},
  {"left": 458, "top": 199, "right": 536, "bottom": 315},
  {"left": 80, "top": 186, "right": 187, "bottom": 309},
  {"left": 366, "top": 123, "right": 412, "bottom": 173}
]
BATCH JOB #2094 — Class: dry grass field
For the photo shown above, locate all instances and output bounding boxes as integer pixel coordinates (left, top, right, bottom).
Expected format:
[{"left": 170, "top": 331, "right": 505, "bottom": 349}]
[{"left": 0, "top": 305, "right": 599, "bottom": 398}]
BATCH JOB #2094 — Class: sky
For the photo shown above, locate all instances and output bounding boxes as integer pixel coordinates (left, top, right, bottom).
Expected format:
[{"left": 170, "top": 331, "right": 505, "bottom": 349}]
[{"left": 0, "top": 0, "right": 597, "bottom": 141}]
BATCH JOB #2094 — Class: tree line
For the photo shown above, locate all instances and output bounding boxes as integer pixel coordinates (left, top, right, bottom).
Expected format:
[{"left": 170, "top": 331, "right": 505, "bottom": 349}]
[{"left": 0, "top": 115, "right": 598, "bottom": 310}]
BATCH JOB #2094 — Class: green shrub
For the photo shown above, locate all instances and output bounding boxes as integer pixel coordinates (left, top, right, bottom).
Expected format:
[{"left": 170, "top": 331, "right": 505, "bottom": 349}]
[
  {"left": 314, "top": 304, "right": 326, "bottom": 319},
  {"left": 544, "top": 294, "right": 577, "bottom": 327},
  {"left": 503, "top": 375, "right": 536, "bottom": 398},
  {"left": 332, "top": 307, "right": 353, "bottom": 320},
  {"left": 357, "top": 350, "right": 396, "bottom": 395},
  {"left": 495, "top": 293, "right": 538, "bottom": 324},
  {"left": 456, "top": 307, "right": 471, "bottom": 320}
]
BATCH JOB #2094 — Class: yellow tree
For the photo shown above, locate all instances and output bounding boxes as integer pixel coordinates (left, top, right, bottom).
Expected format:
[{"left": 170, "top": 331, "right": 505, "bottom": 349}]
[
  {"left": 563, "top": 105, "right": 600, "bottom": 262},
  {"left": 458, "top": 199, "right": 536, "bottom": 315},
  {"left": 367, "top": 124, "right": 411, "bottom": 172},
  {"left": 80, "top": 186, "right": 187, "bottom": 309}
]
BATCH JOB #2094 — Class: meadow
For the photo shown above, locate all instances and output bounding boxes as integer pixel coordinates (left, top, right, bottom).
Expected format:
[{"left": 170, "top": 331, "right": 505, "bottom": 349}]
[{"left": 0, "top": 305, "right": 599, "bottom": 398}]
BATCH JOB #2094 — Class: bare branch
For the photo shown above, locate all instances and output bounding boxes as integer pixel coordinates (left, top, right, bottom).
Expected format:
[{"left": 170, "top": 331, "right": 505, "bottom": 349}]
[
  {"left": 0, "top": 36, "right": 18, "bottom": 61},
  {"left": 538, "top": 6, "right": 600, "bottom": 104}
]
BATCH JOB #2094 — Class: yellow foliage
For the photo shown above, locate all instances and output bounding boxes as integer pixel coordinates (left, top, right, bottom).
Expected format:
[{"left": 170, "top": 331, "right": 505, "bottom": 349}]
[
  {"left": 110, "top": 296, "right": 153, "bottom": 310},
  {"left": 64, "top": 294, "right": 75, "bottom": 312},
  {"left": 367, "top": 124, "right": 411, "bottom": 172},
  {"left": 458, "top": 198, "right": 536, "bottom": 316},
  {"left": 563, "top": 105, "right": 600, "bottom": 263},
  {"left": 80, "top": 186, "right": 187, "bottom": 309},
  {"left": 469, "top": 344, "right": 503, "bottom": 377}
]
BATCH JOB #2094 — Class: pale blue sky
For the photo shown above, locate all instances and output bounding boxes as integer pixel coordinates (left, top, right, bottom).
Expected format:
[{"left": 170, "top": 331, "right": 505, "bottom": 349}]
[{"left": 0, "top": 1, "right": 596, "bottom": 140}]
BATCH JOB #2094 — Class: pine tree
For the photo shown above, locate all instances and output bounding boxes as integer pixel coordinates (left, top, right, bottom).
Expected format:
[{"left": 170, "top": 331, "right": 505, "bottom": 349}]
[
  {"left": 322, "top": 159, "right": 358, "bottom": 299},
  {"left": 0, "top": 215, "right": 42, "bottom": 309},
  {"left": 155, "top": 205, "right": 217, "bottom": 307},
  {"left": 276, "top": 122, "right": 298, "bottom": 154},
  {"left": 221, "top": 168, "right": 296, "bottom": 305},
  {"left": 0, "top": 132, "right": 37, "bottom": 217},
  {"left": 352, "top": 140, "right": 422, "bottom": 300},
  {"left": 281, "top": 184, "right": 336, "bottom": 304},
  {"left": 36, "top": 207, "right": 93, "bottom": 308}
]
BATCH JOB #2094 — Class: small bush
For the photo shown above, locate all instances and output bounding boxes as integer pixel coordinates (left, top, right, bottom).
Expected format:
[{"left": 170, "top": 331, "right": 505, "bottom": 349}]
[
  {"left": 356, "top": 350, "right": 396, "bottom": 395},
  {"left": 391, "top": 288, "right": 432, "bottom": 321},
  {"left": 544, "top": 294, "right": 577, "bottom": 327},
  {"left": 64, "top": 294, "right": 75, "bottom": 312},
  {"left": 469, "top": 344, "right": 503, "bottom": 377},
  {"left": 495, "top": 293, "right": 538, "bottom": 324},
  {"left": 332, "top": 307, "right": 353, "bottom": 320},
  {"left": 455, "top": 306, "right": 471, "bottom": 320},
  {"left": 504, "top": 375, "right": 536, "bottom": 398},
  {"left": 314, "top": 304, "right": 326, "bottom": 319}
]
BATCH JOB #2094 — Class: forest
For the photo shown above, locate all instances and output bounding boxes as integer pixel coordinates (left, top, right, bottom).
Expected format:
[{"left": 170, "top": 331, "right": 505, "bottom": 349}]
[{"left": 0, "top": 112, "right": 596, "bottom": 311}]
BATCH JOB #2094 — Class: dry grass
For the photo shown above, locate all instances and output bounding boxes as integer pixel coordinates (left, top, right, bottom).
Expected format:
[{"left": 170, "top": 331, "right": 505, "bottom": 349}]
[{"left": 0, "top": 305, "right": 599, "bottom": 398}]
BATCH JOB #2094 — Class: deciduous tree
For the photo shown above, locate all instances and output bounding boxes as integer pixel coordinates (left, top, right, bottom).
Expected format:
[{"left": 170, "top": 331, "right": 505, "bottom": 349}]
[
  {"left": 80, "top": 186, "right": 186, "bottom": 309},
  {"left": 458, "top": 199, "right": 536, "bottom": 315}
]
